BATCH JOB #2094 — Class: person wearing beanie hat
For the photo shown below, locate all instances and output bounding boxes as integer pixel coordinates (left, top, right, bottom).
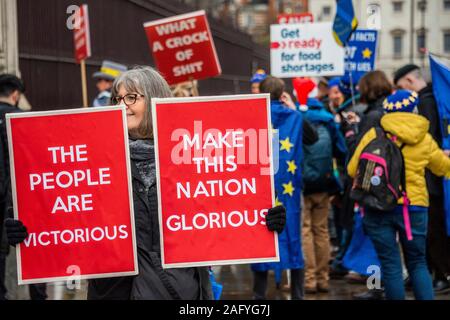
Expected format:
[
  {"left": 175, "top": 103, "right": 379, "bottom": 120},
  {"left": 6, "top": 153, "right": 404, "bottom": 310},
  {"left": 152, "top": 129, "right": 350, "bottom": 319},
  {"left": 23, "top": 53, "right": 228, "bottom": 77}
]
[
  {"left": 328, "top": 77, "right": 345, "bottom": 112},
  {"left": 347, "top": 89, "right": 450, "bottom": 300},
  {"left": 250, "top": 69, "right": 267, "bottom": 94},
  {"left": 394, "top": 64, "right": 450, "bottom": 294},
  {"left": 393, "top": 64, "right": 420, "bottom": 86},
  {"left": 382, "top": 89, "right": 419, "bottom": 114}
]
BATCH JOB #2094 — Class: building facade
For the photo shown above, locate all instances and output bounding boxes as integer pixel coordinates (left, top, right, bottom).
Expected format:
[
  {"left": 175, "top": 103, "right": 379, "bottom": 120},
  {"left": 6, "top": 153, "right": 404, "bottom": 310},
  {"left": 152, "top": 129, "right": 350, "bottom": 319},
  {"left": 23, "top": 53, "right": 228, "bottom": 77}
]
[
  {"left": 310, "top": 0, "right": 450, "bottom": 78},
  {"left": 0, "top": 0, "right": 19, "bottom": 74}
]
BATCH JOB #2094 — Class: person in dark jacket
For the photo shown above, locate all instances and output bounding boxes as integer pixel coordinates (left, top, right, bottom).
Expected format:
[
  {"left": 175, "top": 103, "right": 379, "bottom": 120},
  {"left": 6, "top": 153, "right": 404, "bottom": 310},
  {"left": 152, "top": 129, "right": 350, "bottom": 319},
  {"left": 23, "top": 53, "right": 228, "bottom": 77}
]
[
  {"left": 301, "top": 98, "right": 347, "bottom": 293},
  {"left": 336, "top": 71, "right": 393, "bottom": 300},
  {"left": 394, "top": 64, "right": 450, "bottom": 294},
  {"left": 5, "top": 67, "right": 287, "bottom": 300},
  {"left": 0, "top": 75, "right": 47, "bottom": 300},
  {"left": 0, "top": 74, "right": 25, "bottom": 300}
]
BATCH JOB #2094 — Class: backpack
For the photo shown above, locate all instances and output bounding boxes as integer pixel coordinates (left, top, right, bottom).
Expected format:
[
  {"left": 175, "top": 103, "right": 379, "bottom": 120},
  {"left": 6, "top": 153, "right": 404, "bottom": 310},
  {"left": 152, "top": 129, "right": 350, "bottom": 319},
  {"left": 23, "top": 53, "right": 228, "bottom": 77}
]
[
  {"left": 350, "top": 127, "right": 407, "bottom": 212},
  {"left": 303, "top": 123, "right": 334, "bottom": 189}
]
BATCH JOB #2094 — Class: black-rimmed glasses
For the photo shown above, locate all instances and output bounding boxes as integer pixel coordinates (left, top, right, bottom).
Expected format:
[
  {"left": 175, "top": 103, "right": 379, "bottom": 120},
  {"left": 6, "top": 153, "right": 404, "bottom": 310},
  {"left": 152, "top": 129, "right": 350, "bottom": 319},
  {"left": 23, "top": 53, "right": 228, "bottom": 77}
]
[{"left": 112, "top": 94, "right": 144, "bottom": 106}]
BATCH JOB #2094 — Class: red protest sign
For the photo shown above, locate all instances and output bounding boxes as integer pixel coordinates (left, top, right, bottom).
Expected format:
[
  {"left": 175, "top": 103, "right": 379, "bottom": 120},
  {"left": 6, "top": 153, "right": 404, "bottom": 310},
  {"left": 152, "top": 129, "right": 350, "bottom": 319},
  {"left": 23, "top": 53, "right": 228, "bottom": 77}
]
[
  {"left": 6, "top": 107, "right": 137, "bottom": 285},
  {"left": 152, "top": 94, "right": 278, "bottom": 268},
  {"left": 277, "top": 12, "right": 314, "bottom": 24},
  {"left": 73, "top": 4, "right": 91, "bottom": 63},
  {"left": 143, "top": 10, "right": 222, "bottom": 85}
]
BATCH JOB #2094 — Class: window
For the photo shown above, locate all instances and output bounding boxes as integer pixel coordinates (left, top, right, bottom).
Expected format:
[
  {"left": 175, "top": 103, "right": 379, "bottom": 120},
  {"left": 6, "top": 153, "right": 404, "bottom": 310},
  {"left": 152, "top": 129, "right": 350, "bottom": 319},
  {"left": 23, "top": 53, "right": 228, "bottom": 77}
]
[
  {"left": 417, "top": 29, "right": 426, "bottom": 54},
  {"left": 391, "top": 29, "right": 405, "bottom": 58},
  {"left": 444, "top": 0, "right": 450, "bottom": 10},
  {"left": 393, "top": 1, "right": 403, "bottom": 12},
  {"left": 393, "top": 35, "right": 403, "bottom": 57},
  {"left": 322, "top": 6, "right": 331, "bottom": 16},
  {"left": 417, "top": 0, "right": 427, "bottom": 12},
  {"left": 444, "top": 31, "right": 450, "bottom": 52},
  {"left": 417, "top": 34, "right": 426, "bottom": 56}
]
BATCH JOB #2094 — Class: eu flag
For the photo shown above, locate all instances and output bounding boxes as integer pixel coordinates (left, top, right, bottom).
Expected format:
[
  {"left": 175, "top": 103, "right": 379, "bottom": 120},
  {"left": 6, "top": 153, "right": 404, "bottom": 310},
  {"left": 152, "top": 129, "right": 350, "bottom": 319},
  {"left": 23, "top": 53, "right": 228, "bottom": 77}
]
[
  {"left": 430, "top": 54, "right": 450, "bottom": 236},
  {"left": 252, "top": 100, "right": 304, "bottom": 275},
  {"left": 333, "top": 0, "right": 358, "bottom": 47}
]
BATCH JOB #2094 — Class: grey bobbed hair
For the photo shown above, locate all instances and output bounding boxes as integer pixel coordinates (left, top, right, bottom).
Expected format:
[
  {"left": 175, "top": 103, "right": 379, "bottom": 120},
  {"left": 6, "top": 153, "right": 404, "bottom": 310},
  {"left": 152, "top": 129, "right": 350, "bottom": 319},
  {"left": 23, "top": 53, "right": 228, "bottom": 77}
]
[{"left": 111, "top": 66, "right": 173, "bottom": 139}]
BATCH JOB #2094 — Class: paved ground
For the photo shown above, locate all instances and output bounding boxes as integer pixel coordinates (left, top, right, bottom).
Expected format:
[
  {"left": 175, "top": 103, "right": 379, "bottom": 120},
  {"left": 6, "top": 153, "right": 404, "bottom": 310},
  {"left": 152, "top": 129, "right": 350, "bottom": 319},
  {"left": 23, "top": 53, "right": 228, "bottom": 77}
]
[
  {"left": 214, "top": 264, "right": 450, "bottom": 300},
  {"left": 5, "top": 248, "right": 450, "bottom": 300}
]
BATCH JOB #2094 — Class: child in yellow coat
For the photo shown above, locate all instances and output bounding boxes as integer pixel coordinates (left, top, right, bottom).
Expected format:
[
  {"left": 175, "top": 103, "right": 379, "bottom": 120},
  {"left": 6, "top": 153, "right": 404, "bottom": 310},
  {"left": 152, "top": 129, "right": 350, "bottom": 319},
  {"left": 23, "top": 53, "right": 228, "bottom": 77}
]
[{"left": 347, "top": 90, "right": 450, "bottom": 300}]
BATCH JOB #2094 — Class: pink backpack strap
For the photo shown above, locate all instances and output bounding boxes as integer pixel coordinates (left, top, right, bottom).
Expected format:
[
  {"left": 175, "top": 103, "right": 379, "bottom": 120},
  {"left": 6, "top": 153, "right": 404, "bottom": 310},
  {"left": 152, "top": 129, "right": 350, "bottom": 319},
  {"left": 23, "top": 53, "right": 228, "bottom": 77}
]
[{"left": 402, "top": 192, "right": 413, "bottom": 241}]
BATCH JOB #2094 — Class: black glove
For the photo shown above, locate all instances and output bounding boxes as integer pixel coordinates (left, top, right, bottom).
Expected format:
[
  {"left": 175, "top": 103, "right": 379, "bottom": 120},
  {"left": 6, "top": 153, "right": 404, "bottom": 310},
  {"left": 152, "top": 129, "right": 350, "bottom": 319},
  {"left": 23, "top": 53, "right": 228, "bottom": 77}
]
[
  {"left": 266, "top": 206, "right": 286, "bottom": 233},
  {"left": 5, "top": 218, "right": 28, "bottom": 246}
]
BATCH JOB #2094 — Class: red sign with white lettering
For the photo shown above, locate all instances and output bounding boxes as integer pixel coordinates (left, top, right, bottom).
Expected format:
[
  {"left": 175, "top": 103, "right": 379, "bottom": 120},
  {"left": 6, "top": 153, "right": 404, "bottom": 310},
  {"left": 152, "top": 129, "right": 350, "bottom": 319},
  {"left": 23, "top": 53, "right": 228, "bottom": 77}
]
[
  {"left": 6, "top": 107, "right": 137, "bottom": 285},
  {"left": 277, "top": 12, "right": 314, "bottom": 24},
  {"left": 143, "top": 10, "right": 222, "bottom": 85},
  {"left": 152, "top": 94, "right": 278, "bottom": 268},
  {"left": 73, "top": 4, "right": 92, "bottom": 63}
]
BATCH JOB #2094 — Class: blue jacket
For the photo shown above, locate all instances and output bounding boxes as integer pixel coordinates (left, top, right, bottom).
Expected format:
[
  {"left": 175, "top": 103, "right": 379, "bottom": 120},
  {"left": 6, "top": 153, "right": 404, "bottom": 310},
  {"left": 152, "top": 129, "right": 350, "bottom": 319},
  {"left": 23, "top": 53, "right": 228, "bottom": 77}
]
[{"left": 303, "top": 99, "right": 347, "bottom": 159}]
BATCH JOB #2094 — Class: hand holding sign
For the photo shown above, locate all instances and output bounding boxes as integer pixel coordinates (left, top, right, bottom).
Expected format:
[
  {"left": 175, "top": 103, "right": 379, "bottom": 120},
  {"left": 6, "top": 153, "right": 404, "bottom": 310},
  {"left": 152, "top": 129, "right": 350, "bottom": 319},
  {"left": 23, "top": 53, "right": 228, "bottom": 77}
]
[{"left": 5, "top": 217, "right": 28, "bottom": 246}]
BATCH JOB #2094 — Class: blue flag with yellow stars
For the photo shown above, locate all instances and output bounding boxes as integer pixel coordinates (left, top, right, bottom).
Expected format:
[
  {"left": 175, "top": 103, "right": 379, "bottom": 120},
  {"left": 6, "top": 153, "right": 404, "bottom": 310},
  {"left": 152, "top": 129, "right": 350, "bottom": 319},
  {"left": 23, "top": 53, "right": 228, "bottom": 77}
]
[
  {"left": 430, "top": 54, "right": 450, "bottom": 236},
  {"left": 252, "top": 100, "right": 305, "bottom": 275},
  {"left": 333, "top": 0, "right": 358, "bottom": 47}
]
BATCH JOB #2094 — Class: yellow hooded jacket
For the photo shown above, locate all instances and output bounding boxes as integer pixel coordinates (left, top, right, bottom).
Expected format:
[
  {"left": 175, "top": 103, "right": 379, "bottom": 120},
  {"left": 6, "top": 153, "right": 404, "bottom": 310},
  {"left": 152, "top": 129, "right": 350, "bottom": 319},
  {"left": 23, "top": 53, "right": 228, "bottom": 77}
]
[{"left": 347, "top": 112, "right": 450, "bottom": 207}]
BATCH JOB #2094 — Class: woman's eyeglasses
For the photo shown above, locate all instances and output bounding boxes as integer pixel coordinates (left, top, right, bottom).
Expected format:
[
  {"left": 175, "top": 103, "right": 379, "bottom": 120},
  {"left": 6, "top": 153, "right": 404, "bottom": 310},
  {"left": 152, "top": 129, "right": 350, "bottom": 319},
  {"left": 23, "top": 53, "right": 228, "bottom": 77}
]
[{"left": 112, "top": 94, "right": 144, "bottom": 106}]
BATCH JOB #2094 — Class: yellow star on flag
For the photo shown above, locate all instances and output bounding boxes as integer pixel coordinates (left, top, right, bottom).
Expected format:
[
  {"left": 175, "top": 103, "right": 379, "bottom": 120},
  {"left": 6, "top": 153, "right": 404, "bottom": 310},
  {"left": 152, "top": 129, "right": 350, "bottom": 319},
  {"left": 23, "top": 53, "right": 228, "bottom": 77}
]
[
  {"left": 282, "top": 181, "right": 295, "bottom": 197},
  {"left": 362, "top": 48, "right": 372, "bottom": 59},
  {"left": 403, "top": 99, "right": 411, "bottom": 106},
  {"left": 280, "top": 137, "right": 294, "bottom": 153},
  {"left": 395, "top": 101, "right": 403, "bottom": 109},
  {"left": 287, "top": 160, "right": 297, "bottom": 175},
  {"left": 275, "top": 197, "right": 283, "bottom": 207}
]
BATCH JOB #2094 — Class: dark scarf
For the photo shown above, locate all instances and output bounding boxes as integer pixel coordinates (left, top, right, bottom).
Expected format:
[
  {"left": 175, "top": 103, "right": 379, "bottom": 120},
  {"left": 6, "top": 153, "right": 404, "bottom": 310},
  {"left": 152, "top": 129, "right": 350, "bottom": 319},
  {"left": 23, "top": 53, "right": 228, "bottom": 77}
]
[{"left": 129, "top": 138, "right": 156, "bottom": 190}]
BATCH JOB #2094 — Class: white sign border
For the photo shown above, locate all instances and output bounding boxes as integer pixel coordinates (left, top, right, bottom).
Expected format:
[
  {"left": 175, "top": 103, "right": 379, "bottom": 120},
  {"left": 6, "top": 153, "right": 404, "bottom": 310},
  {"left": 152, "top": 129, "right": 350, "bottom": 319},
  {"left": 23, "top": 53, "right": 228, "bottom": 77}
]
[
  {"left": 151, "top": 94, "right": 279, "bottom": 269},
  {"left": 6, "top": 106, "right": 138, "bottom": 285}
]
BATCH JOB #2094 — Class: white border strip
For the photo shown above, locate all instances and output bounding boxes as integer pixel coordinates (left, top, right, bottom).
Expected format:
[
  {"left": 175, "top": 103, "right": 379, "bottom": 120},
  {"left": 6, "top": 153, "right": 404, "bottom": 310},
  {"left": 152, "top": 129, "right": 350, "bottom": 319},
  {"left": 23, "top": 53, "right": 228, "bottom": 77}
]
[
  {"left": 83, "top": 4, "right": 92, "bottom": 59},
  {"left": 151, "top": 94, "right": 279, "bottom": 269},
  {"left": 6, "top": 106, "right": 138, "bottom": 285},
  {"left": 143, "top": 10, "right": 206, "bottom": 28}
]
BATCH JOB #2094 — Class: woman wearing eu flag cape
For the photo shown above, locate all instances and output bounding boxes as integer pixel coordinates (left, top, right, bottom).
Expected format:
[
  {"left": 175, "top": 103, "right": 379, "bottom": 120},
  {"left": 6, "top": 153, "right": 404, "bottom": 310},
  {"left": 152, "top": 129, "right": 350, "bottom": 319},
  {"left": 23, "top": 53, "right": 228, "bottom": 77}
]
[{"left": 251, "top": 76, "right": 318, "bottom": 300}]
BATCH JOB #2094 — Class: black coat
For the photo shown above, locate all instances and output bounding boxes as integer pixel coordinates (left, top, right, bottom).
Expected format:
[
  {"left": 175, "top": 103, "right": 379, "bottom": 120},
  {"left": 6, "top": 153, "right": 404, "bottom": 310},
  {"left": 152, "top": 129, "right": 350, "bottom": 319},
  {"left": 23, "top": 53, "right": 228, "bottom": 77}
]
[
  {"left": 88, "top": 160, "right": 212, "bottom": 300},
  {"left": 335, "top": 97, "right": 387, "bottom": 229},
  {"left": 418, "top": 85, "right": 443, "bottom": 197},
  {"left": 0, "top": 102, "right": 22, "bottom": 253}
]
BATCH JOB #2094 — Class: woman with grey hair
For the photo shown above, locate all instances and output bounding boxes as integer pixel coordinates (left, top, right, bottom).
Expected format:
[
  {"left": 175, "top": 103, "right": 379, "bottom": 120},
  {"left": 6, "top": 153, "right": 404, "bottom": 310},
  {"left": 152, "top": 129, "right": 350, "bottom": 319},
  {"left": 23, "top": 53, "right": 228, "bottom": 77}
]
[{"left": 4, "top": 66, "right": 286, "bottom": 300}]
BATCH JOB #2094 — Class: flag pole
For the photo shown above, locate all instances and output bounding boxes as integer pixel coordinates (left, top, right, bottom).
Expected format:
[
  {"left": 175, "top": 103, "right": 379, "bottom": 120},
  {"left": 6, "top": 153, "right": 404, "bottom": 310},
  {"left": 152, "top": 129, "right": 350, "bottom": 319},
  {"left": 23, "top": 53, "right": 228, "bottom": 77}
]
[
  {"left": 349, "top": 72, "right": 356, "bottom": 108},
  {"left": 80, "top": 59, "right": 88, "bottom": 108}
]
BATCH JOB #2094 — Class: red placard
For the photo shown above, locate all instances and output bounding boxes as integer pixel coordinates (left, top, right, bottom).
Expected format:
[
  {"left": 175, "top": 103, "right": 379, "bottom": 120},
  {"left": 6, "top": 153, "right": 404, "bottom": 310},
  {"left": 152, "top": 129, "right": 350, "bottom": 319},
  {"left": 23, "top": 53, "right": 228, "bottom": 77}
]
[
  {"left": 143, "top": 10, "right": 222, "bottom": 85},
  {"left": 73, "top": 4, "right": 92, "bottom": 63},
  {"left": 6, "top": 107, "right": 137, "bottom": 285},
  {"left": 277, "top": 12, "right": 314, "bottom": 24},
  {"left": 152, "top": 94, "right": 278, "bottom": 268}
]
